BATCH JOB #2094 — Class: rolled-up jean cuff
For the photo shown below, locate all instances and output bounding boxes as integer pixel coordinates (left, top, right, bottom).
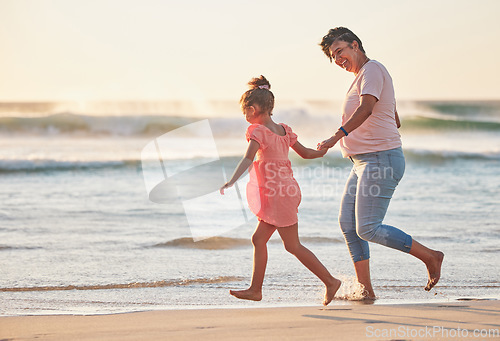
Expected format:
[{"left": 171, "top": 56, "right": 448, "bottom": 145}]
[
  {"left": 352, "top": 254, "right": 370, "bottom": 263},
  {"left": 403, "top": 235, "right": 413, "bottom": 253}
]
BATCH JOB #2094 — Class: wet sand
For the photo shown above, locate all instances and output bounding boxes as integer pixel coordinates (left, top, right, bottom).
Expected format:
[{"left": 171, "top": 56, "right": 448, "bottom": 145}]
[{"left": 1, "top": 300, "right": 499, "bottom": 340}]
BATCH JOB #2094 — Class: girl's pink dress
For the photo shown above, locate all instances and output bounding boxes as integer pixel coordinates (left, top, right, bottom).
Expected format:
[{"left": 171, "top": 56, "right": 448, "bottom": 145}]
[{"left": 246, "top": 123, "right": 301, "bottom": 227}]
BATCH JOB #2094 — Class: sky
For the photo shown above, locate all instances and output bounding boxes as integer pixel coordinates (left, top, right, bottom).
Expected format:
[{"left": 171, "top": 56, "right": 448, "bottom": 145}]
[{"left": 1, "top": 0, "right": 499, "bottom": 102}]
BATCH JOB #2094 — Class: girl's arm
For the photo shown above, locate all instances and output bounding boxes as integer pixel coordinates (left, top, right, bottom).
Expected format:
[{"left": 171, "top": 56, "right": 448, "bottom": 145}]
[
  {"left": 317, "top": 94, "right": 377, "bottom": 150},
  {"left": 220, "top": 139, "right": 260, "bottom": 194},
  {"left": 291, "top": 140, "right": 327, "bottom": 159}
]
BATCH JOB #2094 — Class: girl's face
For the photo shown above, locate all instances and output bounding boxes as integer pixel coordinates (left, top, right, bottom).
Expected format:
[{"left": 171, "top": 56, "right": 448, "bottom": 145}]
[{"left": 242, "top": 105, "right": 259, "bottom": 123}]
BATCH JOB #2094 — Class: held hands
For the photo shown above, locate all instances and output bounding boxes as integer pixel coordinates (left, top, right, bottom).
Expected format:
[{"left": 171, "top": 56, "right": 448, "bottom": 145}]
[
  {"left": 315, "top": 148, "right": 328, "bottom": 157},
  {"left": 317, "top": 136, "right": 337, "bottom": 151}
]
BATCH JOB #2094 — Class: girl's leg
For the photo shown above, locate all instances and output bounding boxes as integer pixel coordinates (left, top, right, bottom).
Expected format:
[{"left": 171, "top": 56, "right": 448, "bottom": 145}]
[
  {"left": 339, "top": 167, "right": 375, "bottom": 298},
  {"left": 354, "top": 148, "right": 444, "bottom": 290},
  {"left": 277, "top": 223, "right": 341, "bottom": 305},
  {"left": 229, "top": 220, "right": 276, "bottom": 301},
  {"left": 409, "top": 240, "right": 444, "bottom": 291}
]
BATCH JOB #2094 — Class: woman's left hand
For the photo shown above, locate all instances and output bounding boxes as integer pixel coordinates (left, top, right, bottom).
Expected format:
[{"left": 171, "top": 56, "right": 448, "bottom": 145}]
[{"left": 317, "top": 137, "right": 337, "bottom": 150}]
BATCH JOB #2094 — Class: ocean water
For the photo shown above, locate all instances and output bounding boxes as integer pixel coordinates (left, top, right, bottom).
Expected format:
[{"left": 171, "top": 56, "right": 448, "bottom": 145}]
[{"left": 0, "top": 100, "right": 499, "bottom": 316}]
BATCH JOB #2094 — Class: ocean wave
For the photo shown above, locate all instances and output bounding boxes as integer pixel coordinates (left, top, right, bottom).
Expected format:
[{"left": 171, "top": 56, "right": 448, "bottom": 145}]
[
  {"left": 2, "top": 100, "right": 500, "bottom": 138},
  {"left": 0, "top": 276, "right": 243, "bottom": 292},
  {"left": 416, "top": 100, "right": 500, "bottom": 120},
  {"left": 152, "top": 237, "right": 251, "bottom": 250},
  {"left": 0, "top": 245, "right": 42, "bottom": 251},
  {"left": 403, "top": 149, "right": 500, "bottom": 162},
  {"left": 3, "top": 279, "right": 497, "bottom": 293},
  {"left": 152, "top": 236, "right": 344, "bottom": 250},
  {"left": 482, "top": 248, "right": 500, "bottom": 253},
  {"left": 0, "top": 113, "right": 198, "bottom": 137},
  {"left": 400, "top": 115, "right": 500, "bottom": 131},
  {"left": 1, "top": 146, "right": 498, "bottom": 175},
  {"left": 0, "top": 159, "right": 139, "bottom": 173},
  {"left": 287, "top": 236, "right": 344, "bottom": 244}
]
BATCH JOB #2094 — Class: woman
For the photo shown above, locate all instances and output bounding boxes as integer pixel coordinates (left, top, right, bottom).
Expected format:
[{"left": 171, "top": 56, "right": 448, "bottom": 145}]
[{"left": 317, "top": 27, "right": 444, "bottom": 299}]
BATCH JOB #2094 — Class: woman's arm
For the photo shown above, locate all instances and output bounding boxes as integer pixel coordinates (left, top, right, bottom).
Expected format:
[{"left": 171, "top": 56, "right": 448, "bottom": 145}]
[
  {"left": 342, "top": 94, "right": 378, "bottom": 133},
  {"left": 291, "top": 140, "right": 327, "bottom": 159},
  {"left": 220, "top": 139, "right": 260, "bottom": 194},
  {"left": 395, "top": 110, "right": 401, "bottom": 128},
  {"left": 317, "top": 94, "right": 377, "bottom": 150}
]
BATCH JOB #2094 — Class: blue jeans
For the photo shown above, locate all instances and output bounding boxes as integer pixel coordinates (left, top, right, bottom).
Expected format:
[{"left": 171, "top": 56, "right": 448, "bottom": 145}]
[{"left": 339, "top": 147, "right": 412, "bottom": 263}]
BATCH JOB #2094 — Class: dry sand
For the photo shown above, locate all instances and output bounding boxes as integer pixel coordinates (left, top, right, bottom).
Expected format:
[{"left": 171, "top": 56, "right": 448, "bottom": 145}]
[{"left": 1, "top": 300, "right": 499, "bottom": 340}]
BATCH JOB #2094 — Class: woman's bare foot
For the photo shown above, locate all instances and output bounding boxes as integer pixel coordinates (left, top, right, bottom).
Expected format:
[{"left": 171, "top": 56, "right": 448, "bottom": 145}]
[
  {"left": 323, "top": 279, "right": 342, "bottom": 306},
  {"left": 425, "top": 251, "right": 444, "bottom": 291},
  {"left": 229, "top": 289, "right": 262, "bottom": 301},
  {"left": 361, "top": 289, "right": 376, "bottom": 300}
]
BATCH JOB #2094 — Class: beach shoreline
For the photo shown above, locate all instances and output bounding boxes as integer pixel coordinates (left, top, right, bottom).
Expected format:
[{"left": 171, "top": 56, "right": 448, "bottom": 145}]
[
  {"left": 1, "top": 300, "right": 498, "bottom": 340},
  {"left": 1, "top": 295, "right": 497, "bottom": 317}
]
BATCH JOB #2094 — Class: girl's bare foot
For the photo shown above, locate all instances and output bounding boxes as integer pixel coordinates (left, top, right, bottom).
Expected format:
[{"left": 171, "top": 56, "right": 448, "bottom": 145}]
[
  {"left": 323, "top": 278, "right": 342, "bottom": 306},
  {"left": 229, "top": 289, "right": 262, "bottom": 301},
  {"left": 425, "top": 251, "right": 444, "bottom": 291}
]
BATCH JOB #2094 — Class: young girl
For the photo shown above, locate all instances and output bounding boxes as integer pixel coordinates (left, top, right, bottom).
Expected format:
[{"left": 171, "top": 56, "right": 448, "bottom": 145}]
[{"left": 220, "top": 75, "right": 341, "bottom": 306}]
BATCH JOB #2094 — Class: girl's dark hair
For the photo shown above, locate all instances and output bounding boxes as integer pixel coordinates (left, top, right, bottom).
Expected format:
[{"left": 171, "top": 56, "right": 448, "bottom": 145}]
[
  {"left": 240, "top": 75, "right": 275, "bottom": 115},
  {"left": 319, "top": 27, "right": 366, "bottom": 62}
]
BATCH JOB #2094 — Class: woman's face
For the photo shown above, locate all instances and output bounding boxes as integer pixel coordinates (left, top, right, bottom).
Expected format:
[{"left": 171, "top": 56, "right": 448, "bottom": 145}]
[{"left": 329, "top": 40, "right": 357, "bottom": 73}]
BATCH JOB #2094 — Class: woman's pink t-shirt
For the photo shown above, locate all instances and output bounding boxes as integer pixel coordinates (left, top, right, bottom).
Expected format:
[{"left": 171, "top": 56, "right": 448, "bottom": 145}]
[{"left": 339, "top": 60, "right": 401, "bottom": 157}]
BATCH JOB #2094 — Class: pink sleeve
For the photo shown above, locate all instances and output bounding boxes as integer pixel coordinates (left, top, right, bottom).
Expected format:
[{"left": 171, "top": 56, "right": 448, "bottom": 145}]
[
  {"left": 359, "top": 63, "right": 384, "bottom": 101},
  {"left": 246, "top": 124, "right": 266, "bottom": 148},
  {"left": 283, "top": 124, "right": 298, "bottom": 146}
]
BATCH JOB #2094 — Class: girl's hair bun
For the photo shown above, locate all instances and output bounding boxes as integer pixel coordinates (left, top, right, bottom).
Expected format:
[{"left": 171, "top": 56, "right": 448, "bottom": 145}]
[
  {"left": 240, "top": 75, "right": 275, "bottom": 114},
  {"left": 248, "top": 75, "right": 271, "bottom": 90}
]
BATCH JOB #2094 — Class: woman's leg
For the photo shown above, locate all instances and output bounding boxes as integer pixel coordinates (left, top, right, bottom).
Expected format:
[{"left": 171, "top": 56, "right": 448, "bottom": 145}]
[
  {"left": 277, "top": 223, "right": 341, "bottom": 305},
  {"left": 409, "top": 240, "right": 445, "bottom": 291},
  {"left": 339, "top": 167, "right": 375, "bottom": 298},
  {"left": 353, "top": 259, "right": 375, "bottom": 299},
  {"left": 354, "top": 148, "right": 444, "bottom": 290},
  {"left": 230, "top": 220, "right": 276, "bottom": 301},
  {"left": 354, "top": 149, "right": 412, "bottom": 251}
]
